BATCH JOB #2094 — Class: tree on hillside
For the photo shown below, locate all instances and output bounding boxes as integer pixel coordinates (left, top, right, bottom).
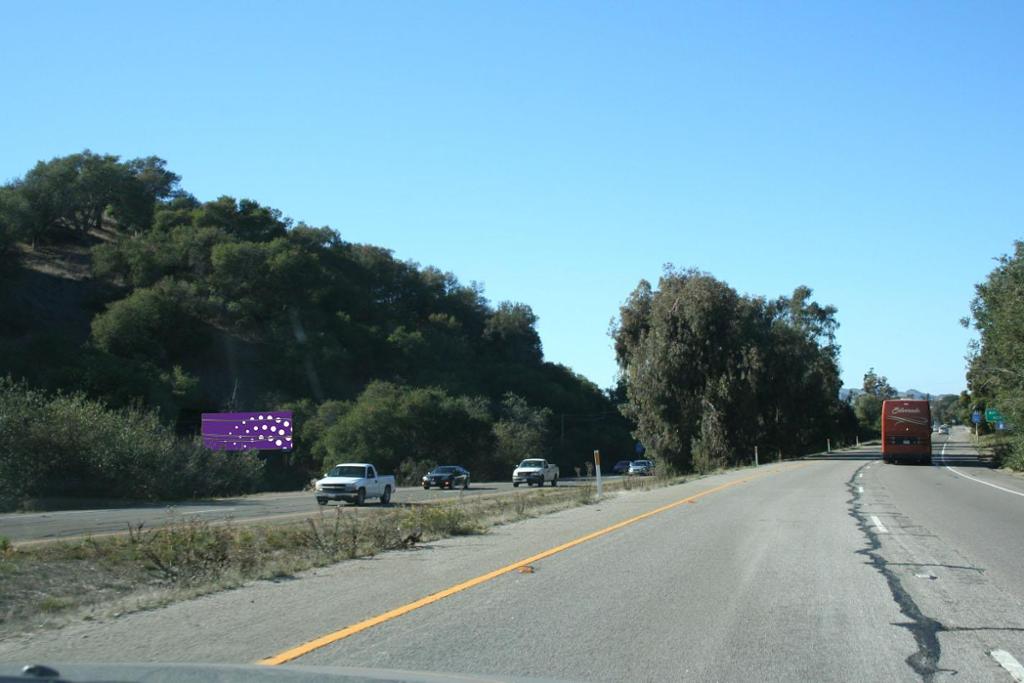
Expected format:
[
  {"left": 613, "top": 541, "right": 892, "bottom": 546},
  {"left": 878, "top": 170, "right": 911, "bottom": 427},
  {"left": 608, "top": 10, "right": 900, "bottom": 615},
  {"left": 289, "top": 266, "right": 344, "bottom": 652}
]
[
  {"left": 112, "top": 156, "right": 182, "bottom": 231},
  {"left": 493, "top": 393, "right": 552, "bottom": 470},
  {"left": 2, "top": 151, "right": 180, "bottom": 244},
  {"left": 196, "top": 196, "right": 289, "bottom": 242},
  {"left": 321, "top": 382, "right": 498, "bottom": 477},
  {"left": 484, "top": 302, "right": 543, "bottom": 364},
  {"left": 0, "top": 186, "right": 30, "bottom": 261},
  {"left": 90, "top": 279, "right": 212, "bottom": 364}
]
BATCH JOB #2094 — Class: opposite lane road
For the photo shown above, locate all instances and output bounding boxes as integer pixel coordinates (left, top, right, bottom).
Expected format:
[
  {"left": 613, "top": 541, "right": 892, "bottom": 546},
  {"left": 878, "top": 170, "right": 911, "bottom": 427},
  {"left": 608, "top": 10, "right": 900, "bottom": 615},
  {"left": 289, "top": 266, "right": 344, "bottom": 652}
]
[{"left": 0, "top": 477, "right": 622, "bottom": 544}]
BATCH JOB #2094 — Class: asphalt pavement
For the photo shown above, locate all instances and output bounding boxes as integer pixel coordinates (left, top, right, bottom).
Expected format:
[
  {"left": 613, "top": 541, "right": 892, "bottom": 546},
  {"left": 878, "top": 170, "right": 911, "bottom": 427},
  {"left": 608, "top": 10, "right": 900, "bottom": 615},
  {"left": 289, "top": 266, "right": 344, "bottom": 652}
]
[{"left": 2, "top": 429, "right": 1023, "bottom": 681}]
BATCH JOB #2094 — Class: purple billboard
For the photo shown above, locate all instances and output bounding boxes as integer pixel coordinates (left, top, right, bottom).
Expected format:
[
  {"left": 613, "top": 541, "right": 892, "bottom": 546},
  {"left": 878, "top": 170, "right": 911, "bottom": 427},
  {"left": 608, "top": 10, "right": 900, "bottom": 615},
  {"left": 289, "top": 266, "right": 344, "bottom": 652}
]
[{"left": 201, "top": 411, "right": 293, "bottom": 451}]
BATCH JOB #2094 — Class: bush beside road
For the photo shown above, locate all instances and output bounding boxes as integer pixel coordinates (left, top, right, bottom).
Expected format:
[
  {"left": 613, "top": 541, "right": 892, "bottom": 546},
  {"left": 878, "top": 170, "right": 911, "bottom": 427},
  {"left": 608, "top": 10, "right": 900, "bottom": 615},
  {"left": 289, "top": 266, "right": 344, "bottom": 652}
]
[{"left": 0, "top": 379, "right": 262, "bottom": 512}]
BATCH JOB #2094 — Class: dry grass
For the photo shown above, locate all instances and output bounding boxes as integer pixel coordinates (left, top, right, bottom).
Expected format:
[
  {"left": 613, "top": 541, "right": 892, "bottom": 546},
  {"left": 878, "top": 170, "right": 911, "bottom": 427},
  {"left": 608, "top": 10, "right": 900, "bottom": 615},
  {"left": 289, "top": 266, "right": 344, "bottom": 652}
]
[{"left": 14, "top": 241, "right": 94, "bottom": 281}]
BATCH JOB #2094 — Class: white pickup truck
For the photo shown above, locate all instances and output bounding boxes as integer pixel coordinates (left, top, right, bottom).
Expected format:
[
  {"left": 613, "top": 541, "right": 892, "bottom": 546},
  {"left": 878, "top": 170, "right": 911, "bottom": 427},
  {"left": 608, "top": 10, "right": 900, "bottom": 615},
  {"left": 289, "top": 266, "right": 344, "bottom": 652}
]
[
  {"left": 512, "top": 458, "right": 559, "bottom": 487},
  {"left": 315, "top": 463, "right": 395, "bottom": 506}
]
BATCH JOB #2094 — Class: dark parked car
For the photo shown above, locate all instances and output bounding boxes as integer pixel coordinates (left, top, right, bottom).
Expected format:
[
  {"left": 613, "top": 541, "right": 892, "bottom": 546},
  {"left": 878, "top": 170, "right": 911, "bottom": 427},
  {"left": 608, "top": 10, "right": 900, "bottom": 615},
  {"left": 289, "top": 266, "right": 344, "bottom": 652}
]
[
  {"left": 422, "top": 465, "right": 471, "bottom": 490},
  {"left": 612, "top": 460, "right": 632, "bottom": 474}
]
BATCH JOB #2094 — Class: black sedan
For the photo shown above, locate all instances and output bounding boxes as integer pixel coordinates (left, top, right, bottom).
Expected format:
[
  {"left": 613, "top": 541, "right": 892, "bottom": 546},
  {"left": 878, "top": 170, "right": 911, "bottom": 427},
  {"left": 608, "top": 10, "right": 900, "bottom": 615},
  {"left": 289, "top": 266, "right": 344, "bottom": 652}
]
[{"left": 422, "top": 466, "right": 471, "bottom": 490}]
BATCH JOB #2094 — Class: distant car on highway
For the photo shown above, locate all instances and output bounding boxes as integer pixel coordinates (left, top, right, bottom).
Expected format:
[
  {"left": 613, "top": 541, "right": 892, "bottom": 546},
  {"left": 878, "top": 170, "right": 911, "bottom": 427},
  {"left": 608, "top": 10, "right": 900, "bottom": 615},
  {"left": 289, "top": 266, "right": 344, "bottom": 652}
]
[
  {"left": 422, "top": 465, "right": 470, "bottom": 490},
  {"left": 315, "top": 463, "right": 395, "bottom": 506},
  {"left": 628, "top": 460, "right": 654, "bottom": 476},
  {"left": 612, "top": 460, "right": 632, "bottom": 474},
  {"left": 938, "top": 425, "right": 949, "bottom": 435},
  {"left": 513, "top": 458, "right": 559, "bottom": 487}
]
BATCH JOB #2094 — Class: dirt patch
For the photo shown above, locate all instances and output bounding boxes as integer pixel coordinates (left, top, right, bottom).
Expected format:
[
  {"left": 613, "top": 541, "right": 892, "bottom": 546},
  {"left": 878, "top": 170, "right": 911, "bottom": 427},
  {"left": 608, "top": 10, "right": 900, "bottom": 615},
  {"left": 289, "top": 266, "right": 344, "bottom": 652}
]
[{"left": 16, "top": 243, "right": 92, "bottom": 281}]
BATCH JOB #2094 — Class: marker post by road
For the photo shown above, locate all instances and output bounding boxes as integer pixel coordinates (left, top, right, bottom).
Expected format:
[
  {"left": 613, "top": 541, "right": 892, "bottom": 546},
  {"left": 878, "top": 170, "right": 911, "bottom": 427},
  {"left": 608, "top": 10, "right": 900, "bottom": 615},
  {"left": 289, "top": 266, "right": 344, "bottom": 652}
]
[
  {"left": 827, "top": 438, "right": 831, "bottom": 454},
  {"left": 593, "top": 450, "right": 602, "bottom": 497},
  {"left": 754, "top": 445, "right": 758, "bottom": 467}
]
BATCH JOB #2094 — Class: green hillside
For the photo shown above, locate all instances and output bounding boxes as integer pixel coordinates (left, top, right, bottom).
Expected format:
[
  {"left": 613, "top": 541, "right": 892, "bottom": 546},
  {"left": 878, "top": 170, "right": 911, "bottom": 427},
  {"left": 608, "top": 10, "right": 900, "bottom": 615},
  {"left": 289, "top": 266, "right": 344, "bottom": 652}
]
[{"left": 0, "top": 151, "right": 633, "bottom": 494}]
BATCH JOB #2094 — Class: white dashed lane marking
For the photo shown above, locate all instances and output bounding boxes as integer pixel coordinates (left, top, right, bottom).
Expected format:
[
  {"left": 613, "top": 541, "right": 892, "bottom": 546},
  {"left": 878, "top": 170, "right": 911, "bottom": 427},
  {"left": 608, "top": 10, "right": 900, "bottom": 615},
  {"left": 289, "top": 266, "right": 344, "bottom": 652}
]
[
  {"left": 990, "top": 650, "right": 1024, "bottom": 682},
  {"left": 938, "top": 441, "right": 1024, "bottom": 499}
]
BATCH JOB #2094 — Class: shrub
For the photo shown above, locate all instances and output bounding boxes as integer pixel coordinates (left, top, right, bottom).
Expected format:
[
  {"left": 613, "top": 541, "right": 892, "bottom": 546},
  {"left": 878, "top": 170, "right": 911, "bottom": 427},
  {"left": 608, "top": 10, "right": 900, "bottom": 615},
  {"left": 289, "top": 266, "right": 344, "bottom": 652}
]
[
  {"left": 396, "top": 458, "right": 437, "bottom": 486},
  {"left": 128, "top": 517, "right": 247, "bottom": 584},
  {"left": 1002, "top": 434, "right": 1024, "bottom": 471},
  {"left": 412, "top": 503, "right": 483, "bottom": 537},
  {"left": 0, "top": 378, "right": 263, "bottom": 508}
]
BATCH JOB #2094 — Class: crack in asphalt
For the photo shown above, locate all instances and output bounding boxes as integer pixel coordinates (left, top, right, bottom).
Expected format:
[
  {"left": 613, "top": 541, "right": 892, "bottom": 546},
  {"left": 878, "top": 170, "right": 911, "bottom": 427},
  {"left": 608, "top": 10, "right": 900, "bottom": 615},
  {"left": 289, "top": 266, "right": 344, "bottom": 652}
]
[
  {"left": 847, "top": 463, "right": 955, "bottom": 682},
  {"left": 885, "top": 562, "right": 986, "bottom": 574},
  {"left": 941, "top": 626, "right": 1024, "bottom": 633}
]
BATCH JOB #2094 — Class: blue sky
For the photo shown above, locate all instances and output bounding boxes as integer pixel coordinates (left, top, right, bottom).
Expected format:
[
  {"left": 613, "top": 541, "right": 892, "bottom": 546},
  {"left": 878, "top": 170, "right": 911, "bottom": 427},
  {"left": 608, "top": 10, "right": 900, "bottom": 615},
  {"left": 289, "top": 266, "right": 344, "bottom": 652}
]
[{"left": 2, "top": 1, "right": 1022, "bottom": 396}]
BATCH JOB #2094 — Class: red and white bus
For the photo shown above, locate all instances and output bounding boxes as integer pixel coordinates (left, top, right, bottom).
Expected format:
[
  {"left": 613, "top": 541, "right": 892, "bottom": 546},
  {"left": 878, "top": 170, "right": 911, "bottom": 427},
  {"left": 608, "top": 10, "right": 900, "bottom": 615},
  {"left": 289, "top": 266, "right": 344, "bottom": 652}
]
[{"left": 881, "top": 399, "right": 932, "bottom": 465}]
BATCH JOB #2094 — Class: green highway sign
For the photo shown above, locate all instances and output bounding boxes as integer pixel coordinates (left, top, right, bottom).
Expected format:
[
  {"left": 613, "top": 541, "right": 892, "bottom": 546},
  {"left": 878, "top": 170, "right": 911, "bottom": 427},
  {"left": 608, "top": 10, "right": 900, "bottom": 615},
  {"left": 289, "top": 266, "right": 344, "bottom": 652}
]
[{"left": 985, "top": 408, "right": 1004, "bottom": 423}]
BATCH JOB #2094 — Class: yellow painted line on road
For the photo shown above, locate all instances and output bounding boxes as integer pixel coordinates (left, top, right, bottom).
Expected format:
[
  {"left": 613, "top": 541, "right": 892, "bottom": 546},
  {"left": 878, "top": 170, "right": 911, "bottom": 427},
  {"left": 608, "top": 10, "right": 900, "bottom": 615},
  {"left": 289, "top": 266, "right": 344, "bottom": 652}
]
[{"left": 258, "top": 463, "right": 808, "bottom": 666}]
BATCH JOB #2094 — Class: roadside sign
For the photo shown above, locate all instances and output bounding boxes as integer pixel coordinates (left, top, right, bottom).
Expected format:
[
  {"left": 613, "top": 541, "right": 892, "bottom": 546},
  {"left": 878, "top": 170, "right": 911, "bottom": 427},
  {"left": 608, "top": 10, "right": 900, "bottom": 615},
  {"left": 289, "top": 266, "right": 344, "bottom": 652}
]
[
  {"left": 202, "top": 411, "right": 293, "bottom": 451},
  {"left": 997, "top": 421, "right": 1006, "bottom": 431},
  {"left": 985, "top": 408, "right": 1004, "bottom": 423},
  {"left": 635, "top": 441, "right": 645, "bottom": 455},
  {"left": 971, "top": 411, "right": 982, "bottom": 424}
]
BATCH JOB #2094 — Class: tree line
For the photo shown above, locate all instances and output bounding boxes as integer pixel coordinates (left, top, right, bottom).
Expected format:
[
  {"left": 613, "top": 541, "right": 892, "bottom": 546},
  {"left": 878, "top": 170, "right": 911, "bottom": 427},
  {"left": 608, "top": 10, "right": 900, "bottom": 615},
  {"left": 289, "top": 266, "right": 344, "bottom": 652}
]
[
  {"left": 611, "top": 267, "right": 856, "bottom": 472},
  {"left": 2, "top": 149, "right": 906, "bottom": 505},
  {"left": 962, "top": 240, "right": 1024, "bottom": 469}
]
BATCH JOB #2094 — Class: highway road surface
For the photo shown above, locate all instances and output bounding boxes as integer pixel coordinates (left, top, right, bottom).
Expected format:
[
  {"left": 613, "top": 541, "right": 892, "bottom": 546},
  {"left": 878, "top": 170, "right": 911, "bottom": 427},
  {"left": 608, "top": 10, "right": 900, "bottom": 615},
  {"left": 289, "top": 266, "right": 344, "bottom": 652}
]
[
  {"left": 2, "top": 426, "right": 1023, "bottom": 681},
  {"left": 0, "top": 477, "right": 621, "bottom": 544}
]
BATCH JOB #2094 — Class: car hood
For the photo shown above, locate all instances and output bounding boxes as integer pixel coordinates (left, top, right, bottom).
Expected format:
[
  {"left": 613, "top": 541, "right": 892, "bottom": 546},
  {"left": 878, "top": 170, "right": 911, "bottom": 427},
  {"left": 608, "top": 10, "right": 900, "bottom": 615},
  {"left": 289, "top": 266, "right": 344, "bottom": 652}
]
[
  {"left": 318, "top": 476, "right": 363, "bottom": 486},
  {"left": 0, "top": 662, "right": 574, "bottom": 683},
  {"left": 515, "top": 467, "right": 542, "bottom": 473}
]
